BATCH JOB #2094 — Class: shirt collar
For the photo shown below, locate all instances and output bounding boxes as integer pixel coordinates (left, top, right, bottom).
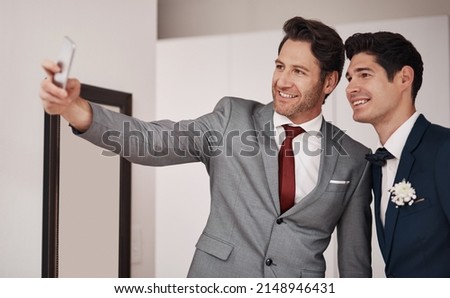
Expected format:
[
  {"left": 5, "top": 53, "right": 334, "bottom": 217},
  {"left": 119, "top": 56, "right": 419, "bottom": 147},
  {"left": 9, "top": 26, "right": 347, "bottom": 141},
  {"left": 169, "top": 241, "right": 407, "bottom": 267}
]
[
  {"left": 273, "top": 111, "right": 323, "bottom": 134},
  {"left": 380, "top": 112, "right": 420, "bottom": 159}
]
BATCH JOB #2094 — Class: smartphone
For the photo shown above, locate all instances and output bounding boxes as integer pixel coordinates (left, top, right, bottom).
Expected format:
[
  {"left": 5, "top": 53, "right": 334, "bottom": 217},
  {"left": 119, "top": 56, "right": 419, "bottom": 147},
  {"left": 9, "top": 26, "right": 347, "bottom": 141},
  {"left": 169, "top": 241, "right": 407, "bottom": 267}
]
[{"left": 53, "top": 36, "right": 76, "bottom": 89}]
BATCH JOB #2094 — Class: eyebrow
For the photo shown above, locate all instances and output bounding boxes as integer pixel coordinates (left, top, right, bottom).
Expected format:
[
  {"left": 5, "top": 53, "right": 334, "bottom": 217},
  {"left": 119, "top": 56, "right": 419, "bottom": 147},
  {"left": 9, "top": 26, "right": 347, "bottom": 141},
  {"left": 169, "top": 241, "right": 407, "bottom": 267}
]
[
  {"left": 274, "top": 59, "right": 311, "bottom": 73},
  {"left": 354, "top": 67, "right": 373, "bottom": 73},
  {"left": 345, "top": 67, "right": 374, "bottom": 79}
]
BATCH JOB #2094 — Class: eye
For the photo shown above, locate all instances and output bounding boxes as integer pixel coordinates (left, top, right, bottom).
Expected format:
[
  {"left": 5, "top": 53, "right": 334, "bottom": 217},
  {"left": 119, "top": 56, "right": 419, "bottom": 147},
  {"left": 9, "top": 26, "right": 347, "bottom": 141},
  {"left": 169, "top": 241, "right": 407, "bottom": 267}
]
[
  {"left": 275, "top": 63, "right": 284, "bottom": 71},
  {"left": 293, "top": 68, "right": 306, "bottom": 76},
  {"left": 360, "top": 72, "right": 371, "bottom": 78}
]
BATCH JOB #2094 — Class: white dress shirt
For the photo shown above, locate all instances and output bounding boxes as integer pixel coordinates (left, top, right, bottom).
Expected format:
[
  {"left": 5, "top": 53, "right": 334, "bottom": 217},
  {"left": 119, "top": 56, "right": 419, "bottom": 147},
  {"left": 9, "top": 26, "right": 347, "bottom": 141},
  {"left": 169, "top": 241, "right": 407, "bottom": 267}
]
[
  {"left": 379, "top": 112, "right": 420, "bottom": 226},
  {"left": 273, "top": 112, "right": 323, "bottom": 203}
]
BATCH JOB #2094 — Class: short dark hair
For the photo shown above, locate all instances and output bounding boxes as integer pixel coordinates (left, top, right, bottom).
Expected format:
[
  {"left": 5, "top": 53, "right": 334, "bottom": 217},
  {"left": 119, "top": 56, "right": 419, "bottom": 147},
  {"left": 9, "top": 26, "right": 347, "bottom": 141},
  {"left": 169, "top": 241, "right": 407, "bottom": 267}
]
[
  {"left": 278, "top": 16, "right": 345, "bottom": 85},
  {"left": 345, "top": 32, "right": 423, "bottom": 101}
]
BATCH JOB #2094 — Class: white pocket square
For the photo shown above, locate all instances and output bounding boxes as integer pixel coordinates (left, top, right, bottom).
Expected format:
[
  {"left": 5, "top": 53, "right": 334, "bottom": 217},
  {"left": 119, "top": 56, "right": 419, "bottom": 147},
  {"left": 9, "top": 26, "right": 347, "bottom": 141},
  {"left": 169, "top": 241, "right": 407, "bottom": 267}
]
[
  {"left": 329, "top": 180, "right": 350, "bottom": 184},
  {"left": 413, "top": 198, "right": 426, "bottom": 204}
]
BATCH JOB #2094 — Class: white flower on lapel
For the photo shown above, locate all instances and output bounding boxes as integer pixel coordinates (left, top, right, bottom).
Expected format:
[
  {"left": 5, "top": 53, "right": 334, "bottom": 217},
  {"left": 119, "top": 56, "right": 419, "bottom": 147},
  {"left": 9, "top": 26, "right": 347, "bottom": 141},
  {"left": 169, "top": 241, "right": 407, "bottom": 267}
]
[{"left": 388, "top": 179, "right": 417, "bottom": 208}]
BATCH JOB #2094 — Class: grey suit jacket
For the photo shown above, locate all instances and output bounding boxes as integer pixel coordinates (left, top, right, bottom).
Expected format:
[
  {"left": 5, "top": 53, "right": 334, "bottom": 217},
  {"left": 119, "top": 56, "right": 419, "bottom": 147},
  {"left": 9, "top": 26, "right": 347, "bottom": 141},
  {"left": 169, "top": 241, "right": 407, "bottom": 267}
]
[{"left": 79, "top": 96, "right": 373, "bottom": 277}]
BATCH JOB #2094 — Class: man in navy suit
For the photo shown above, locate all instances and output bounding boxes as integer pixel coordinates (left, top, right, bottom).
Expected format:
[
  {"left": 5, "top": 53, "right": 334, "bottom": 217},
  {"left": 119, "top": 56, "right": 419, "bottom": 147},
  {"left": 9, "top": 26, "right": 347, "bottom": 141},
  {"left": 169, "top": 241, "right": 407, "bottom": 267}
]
[{"left": 344, "top": 31, "right": 450, "bottom": 277}]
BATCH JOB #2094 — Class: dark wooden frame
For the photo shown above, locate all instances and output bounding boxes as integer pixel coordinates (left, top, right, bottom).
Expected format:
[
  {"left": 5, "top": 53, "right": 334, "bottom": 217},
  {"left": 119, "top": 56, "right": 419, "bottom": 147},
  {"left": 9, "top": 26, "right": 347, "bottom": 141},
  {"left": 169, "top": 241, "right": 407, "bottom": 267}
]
[{"left": 42, "top": 84, "right": 132, "bottom": 277}]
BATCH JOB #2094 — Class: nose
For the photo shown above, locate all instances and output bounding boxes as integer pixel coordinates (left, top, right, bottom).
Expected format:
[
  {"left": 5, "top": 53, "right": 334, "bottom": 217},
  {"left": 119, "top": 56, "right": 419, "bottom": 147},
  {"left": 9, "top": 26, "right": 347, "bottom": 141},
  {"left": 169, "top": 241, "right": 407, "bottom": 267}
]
[
  {"left": 345, "top": 80, "right": 360, "bottom": 98},
  {"left": 275, "top": 70, "right": 292, "bottom": 88}
]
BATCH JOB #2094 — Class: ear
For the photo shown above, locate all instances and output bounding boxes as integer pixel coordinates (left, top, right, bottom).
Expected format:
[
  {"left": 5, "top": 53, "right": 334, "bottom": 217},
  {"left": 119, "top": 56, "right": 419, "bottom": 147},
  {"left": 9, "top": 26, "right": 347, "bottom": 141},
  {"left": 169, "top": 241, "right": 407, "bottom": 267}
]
[
  {"left": 323, "top": 71, "right": 339, "bottom": 95},
  {"left": 398, "top": 65, "right": 414, "bottom": 91}
]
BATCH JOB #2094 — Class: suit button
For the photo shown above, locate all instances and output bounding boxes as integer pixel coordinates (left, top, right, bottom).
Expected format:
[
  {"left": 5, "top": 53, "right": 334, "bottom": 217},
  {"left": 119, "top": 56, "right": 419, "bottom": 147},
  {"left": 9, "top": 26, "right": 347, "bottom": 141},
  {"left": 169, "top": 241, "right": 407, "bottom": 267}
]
[
  {"left": 276, "top": 218, "right": 283, "bottom": 224},
  {"left": 265, "top": 258, "right": 273, "bottom": 266}
]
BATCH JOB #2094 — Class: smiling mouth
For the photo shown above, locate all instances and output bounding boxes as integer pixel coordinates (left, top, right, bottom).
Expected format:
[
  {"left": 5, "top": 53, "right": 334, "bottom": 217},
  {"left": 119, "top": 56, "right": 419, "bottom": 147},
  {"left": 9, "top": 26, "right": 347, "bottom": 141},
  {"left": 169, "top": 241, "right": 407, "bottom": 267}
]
[
  {"left": 279, "top": 91, "right": 297, "bottom": 99},
  {"left": 353, "top": 99, "right": 369, "bottom": 106}
]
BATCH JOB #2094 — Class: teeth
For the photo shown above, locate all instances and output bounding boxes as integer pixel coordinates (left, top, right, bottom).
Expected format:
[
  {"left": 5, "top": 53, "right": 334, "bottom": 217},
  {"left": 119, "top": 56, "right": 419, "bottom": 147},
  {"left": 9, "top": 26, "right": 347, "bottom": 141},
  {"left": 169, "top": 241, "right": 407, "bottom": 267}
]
[
  {"left": 353, "top": 99, "right": 368, "bottom": 106},
  {"left": 279, "top": 91, "right": 297, "bottom": 98}
]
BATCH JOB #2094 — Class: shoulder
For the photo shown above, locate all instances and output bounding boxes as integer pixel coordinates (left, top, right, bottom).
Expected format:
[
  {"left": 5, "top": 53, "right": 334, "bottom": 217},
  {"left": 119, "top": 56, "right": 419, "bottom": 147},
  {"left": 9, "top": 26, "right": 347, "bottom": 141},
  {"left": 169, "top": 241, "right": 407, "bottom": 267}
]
[
  {"left": 412, "top": 114, "right": 450, "bottom": 138},
  {"left": 212, "top": 96, "right": 272, "bottom": 122},
  {"left": 322, "top": 121, "right": 370, "bottom": 156},
  {"left": 197, "top": 97, "right": 270, "bottom": 132},
  {"left": 426, "top": 122, "right": 450, "bottom": 138},
  {"left": 410, "top": 117, "right": 450, "bottom": 165},
  {"left": 213, "top": 96, "right": 267, "bottom": 112},
  {"left": 426, "top": 123, "right": 450, "bottom": 155},
  {"left": 417, "top": 115, "right": 450, "bottom": 147}
]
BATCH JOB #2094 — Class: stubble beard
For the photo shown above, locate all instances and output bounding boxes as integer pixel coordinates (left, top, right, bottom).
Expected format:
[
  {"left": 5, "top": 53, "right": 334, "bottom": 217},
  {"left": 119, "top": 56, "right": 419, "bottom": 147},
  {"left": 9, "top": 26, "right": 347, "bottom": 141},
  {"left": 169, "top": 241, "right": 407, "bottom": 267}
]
[{"left": 273, "top": 82, "right": 324, "bottom": 118}]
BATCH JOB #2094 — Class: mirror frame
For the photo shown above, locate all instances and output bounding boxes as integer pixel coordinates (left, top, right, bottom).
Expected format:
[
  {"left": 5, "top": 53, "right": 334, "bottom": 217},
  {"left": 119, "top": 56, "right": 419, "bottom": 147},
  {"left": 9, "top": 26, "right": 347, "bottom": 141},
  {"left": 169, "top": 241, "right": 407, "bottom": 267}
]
[{"left": 42, "top": 84, "right": 132, "bottom": 278}]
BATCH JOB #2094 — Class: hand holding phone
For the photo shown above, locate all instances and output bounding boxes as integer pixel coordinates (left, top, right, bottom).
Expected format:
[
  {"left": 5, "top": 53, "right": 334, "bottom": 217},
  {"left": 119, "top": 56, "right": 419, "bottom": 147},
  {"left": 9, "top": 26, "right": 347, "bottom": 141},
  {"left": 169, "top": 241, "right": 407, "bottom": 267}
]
[{"left": 53, "top": 36, "right": 76, "bottom": 89}]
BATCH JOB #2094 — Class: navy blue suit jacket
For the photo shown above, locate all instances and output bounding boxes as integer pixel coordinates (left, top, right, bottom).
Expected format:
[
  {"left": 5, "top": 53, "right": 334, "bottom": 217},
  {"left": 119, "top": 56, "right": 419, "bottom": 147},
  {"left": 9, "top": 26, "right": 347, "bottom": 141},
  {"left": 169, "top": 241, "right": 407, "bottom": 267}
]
[{"left": 374, "top": 114, "right": 450, "bottom": 277}]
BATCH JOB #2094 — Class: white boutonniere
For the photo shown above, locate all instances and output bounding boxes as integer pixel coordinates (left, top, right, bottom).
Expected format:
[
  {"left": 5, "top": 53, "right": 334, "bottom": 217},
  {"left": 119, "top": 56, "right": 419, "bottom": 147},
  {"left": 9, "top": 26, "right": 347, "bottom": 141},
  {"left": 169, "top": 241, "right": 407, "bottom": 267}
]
[{"left": 388, "top": 179, "right": 418, "bottom": 208}]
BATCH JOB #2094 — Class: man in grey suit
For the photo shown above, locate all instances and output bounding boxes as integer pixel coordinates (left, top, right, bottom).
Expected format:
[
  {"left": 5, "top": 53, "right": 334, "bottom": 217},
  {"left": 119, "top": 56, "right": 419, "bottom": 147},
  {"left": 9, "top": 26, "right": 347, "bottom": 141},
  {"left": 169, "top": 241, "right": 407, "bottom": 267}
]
[{"left": 40, "top": 17, "right": 372, "bottom": 277}]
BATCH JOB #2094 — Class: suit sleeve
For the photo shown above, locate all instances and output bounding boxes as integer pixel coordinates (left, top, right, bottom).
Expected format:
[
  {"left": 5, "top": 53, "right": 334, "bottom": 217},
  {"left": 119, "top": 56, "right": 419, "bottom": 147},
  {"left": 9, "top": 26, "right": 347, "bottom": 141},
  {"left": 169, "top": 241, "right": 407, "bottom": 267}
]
[
  {"left": 77, "top": 97, "right": 232, "bottom": 167},
  {"left": 336, "top": 153, "right": 373, "bottom": 277}
]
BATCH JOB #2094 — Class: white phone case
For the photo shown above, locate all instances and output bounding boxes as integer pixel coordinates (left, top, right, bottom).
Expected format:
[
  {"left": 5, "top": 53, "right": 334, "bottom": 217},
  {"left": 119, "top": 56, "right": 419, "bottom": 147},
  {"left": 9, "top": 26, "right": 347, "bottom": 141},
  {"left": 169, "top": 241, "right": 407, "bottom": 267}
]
[{"left": 53, "top": 36, "right": 76, "bottom": 89}]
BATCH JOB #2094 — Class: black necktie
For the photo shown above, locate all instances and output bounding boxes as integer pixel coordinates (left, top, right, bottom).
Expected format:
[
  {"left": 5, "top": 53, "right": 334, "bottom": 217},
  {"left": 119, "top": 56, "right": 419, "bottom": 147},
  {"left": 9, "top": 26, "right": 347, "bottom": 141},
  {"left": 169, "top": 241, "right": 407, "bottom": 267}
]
[{"left": 365, "top": 147, "right": 395, "bottom": 166}]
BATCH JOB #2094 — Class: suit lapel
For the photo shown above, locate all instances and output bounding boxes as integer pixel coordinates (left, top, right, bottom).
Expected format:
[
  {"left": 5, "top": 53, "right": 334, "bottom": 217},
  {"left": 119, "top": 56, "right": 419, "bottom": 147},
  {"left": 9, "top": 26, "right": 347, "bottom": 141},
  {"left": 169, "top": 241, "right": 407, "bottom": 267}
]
[
  {"left": 383, "top": 151, "right": 414, "bottom": 261},
  {"left": 252, "top": 103, "right": 280, "bottom": 212},
  {"left": 372, "top": 164, "right": 386, "bottom": 255},
  {"left": 252, "top": 107, "right": 340, "bottom": 215},
  {"left": 273, "top": 120, "right": 339, "bottom": 218},
  {"left": 383, "top": 114, "right": 430, "bottom": 261},
  {"left": 292, "top": 120, "right": 339, "bottom": 211}
]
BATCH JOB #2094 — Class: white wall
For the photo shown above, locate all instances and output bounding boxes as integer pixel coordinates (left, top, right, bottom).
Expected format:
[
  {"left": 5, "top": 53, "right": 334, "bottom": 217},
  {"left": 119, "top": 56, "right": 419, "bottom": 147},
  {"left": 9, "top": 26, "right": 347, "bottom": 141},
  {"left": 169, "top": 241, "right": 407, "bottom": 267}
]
[
  {"left": 156, "top": 15, "right": 450, "bottom": 277},
  {"left": 59, "top": 110, "right": 120, "bottom": 277},
  {"left": 0, "top": 0, "right": 157, "bottom": 277}
]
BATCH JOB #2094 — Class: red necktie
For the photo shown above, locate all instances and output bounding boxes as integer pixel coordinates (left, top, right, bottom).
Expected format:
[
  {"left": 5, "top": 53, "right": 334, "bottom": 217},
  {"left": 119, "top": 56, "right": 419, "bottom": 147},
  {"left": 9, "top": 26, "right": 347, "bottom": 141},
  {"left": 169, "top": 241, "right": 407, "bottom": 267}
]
[{"left": 278, "top": 125, "right": 304, "bottom": 214}]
